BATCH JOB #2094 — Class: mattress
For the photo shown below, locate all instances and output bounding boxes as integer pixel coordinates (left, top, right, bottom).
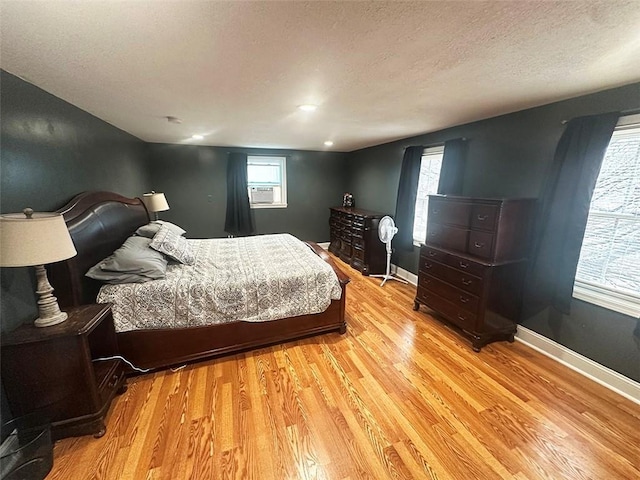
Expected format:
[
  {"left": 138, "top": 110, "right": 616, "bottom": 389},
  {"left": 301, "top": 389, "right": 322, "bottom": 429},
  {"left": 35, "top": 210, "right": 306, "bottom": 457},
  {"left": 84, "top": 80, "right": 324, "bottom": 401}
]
[{"left": 97, "top": 234, "right": 343, "bottom": 332}]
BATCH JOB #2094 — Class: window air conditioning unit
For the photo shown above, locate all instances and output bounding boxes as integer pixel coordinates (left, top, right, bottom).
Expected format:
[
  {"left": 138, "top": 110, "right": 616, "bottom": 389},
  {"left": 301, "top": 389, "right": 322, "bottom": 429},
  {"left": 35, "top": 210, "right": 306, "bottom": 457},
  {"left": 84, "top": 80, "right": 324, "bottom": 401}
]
[{"left": 250, "top": 187, "right": 274, "bottom": 204}]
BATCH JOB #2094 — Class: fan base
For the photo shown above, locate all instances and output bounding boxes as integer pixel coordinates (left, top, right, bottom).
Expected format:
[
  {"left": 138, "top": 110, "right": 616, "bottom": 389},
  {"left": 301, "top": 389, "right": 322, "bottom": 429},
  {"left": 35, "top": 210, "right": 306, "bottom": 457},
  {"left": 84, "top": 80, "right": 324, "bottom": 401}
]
[{"left": 370, "top": 274, "right": 408, "bottom": 287}]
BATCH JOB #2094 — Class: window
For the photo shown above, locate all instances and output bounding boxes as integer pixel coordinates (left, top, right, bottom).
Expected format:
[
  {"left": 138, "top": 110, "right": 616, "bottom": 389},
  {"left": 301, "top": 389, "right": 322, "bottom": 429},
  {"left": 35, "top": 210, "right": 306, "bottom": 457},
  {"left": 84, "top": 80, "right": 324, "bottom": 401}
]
[
  {"left": 247, "top": 156, "right": 287, "bottom": 208},
  {"left": 574, "top": 114, "right": 640, "bottom": 317},
  {"left": 413, "top": 145, "right": 444, "bottom": 245}
]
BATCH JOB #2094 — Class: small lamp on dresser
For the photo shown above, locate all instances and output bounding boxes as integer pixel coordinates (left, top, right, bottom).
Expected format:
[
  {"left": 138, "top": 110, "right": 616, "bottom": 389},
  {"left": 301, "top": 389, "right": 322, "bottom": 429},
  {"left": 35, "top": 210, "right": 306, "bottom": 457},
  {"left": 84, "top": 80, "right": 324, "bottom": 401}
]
[
  {"left": 0, "top": 208, "right": 77, "bottom": 327},
  {"left": 142, "top": 191, "right": 170, "bottom": 220}
]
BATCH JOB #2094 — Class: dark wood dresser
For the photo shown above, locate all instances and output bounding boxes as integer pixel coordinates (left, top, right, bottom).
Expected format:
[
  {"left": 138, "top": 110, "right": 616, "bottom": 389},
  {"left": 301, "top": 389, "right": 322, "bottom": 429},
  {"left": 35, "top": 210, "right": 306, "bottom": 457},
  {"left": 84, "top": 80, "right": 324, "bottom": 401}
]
[
  {"left": 1, "top": 303, "right": 127, "bottom": 440},
  {"left": 414, "top": 195, "right": 536, "bottom": 351},
  {"left": 328, "top": 207, "right": 387, "bottom": 275}
]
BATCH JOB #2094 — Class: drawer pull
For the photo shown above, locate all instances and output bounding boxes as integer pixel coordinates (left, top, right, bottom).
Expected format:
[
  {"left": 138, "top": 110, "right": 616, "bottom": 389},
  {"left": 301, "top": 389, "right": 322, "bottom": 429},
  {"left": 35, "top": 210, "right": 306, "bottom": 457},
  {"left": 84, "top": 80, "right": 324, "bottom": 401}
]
[
  {"left": 461, "top": 278, "right": 472, "bottom": 285},
  {"left": 459, "top": 296, "right": 469, "bottom": 303},
  {"left": 457, "top": 314, "right": 467, "bottom": 321},
  {"left": 459, "top": 261, "right": 468, "bottom": 268},
  {"left": 428, "top": 251, "right": 437, "bottom": 257},
  {"left": 474, "top": 242, "right": 485, "bottom": 248},
  {"left": 424, "top": 263, "right": 433, "bottom": 269},
  {"left": 477, "top": 214, "right": 488, "bottom": 221}
]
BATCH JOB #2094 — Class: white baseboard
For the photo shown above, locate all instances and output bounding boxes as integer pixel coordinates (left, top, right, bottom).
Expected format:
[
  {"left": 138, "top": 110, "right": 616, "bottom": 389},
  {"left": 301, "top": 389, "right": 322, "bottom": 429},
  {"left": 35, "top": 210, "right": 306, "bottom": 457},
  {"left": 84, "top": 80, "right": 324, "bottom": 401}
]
[
  {"left": 391, "top": 264, "right": 418, "bottom": 285},
  {"left": 515, "top": 326, "right": 640, "bottom": 405},
  {"left": 317, "top": 242, "right": 330, "bottom": 249}
]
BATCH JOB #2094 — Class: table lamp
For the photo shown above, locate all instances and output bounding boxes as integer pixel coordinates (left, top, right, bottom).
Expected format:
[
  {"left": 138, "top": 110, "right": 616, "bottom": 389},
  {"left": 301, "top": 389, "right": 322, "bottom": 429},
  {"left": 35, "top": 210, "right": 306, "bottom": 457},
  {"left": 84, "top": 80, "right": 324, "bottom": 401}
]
[
  {"left": 0, "top": 208, "right": 77, "bottom": 327},
  {"left": 142, "top": 191, "right": 170, "bottom": 220}
]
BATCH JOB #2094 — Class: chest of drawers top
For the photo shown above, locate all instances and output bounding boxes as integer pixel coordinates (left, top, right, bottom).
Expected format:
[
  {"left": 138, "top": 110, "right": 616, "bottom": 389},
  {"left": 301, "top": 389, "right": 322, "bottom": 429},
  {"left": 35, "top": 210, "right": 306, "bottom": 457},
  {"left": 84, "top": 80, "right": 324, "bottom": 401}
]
[
  {"left": 426, "top": 195, "right": 536, "bottom": 263},
  {"left": 329, "top": 207, "right": 386, "bottom": 219}
]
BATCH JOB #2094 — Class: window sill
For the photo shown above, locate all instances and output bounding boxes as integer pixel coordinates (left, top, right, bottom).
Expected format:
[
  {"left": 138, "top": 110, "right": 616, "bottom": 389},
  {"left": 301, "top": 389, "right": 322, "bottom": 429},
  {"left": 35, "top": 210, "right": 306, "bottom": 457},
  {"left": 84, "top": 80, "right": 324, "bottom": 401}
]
[
  {"left": 573, "top": 280, "right": 640, "bottom": 318},
  {"left": 250, "top": 203, "right": 288, "bottom": 209},
  {"left": 413, "top": 240, "right": 424, "bottom": 248}
]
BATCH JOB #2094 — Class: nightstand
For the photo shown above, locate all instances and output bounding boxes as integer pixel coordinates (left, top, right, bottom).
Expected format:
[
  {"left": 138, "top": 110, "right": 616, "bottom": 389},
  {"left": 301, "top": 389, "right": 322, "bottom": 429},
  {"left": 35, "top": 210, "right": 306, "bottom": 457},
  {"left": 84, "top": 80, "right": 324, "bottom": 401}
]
[{"left": 1, "top": 303, "right": 127, "bottom": 440}]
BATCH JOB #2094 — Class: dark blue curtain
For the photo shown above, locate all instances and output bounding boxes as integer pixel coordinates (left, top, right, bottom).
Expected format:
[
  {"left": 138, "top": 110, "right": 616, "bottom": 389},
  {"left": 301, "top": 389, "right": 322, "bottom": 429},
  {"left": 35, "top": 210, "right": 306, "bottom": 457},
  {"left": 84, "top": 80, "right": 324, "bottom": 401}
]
[
  {"left": 224, "top": 152, "right": 254, "bottom": 236},
  {"left": 394, "top": 146, "right": 424, "bottom": 251},
  {"left": 522, "top": 112, "right": 619, "bottom": 317},
  {"left": 438, "top": 138, "right": 467, "bottom": 195}
]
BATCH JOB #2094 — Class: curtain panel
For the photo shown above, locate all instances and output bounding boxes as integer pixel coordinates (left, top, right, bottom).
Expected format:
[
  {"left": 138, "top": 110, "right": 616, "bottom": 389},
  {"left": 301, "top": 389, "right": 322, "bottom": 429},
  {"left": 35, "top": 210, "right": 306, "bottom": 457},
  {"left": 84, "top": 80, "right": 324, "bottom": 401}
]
[
  {"left": 522, "top": 112, "right": 619, "bottom": 317},
  {"left": 224, "top": 152, "right": 254, "bottom": 237},
  {"left": 394, "top": 146, "right": 424, "bottom": 251},
  {"left": 438, "top": 138, "right": 467, "bottom": 195}
]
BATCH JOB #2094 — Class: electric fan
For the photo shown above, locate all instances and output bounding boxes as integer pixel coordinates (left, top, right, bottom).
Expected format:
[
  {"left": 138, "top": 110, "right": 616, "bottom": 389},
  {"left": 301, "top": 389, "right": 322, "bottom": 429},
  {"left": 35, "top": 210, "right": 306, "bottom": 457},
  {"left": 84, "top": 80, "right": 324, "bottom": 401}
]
[{"left": 371, "top": 216, "right": 408, "bottom": 287}]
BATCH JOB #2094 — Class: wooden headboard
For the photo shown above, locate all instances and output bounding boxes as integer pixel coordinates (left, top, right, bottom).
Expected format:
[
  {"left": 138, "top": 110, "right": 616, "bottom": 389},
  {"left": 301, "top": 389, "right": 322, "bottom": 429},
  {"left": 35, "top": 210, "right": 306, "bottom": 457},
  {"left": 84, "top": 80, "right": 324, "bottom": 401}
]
[{"left": 48, "top": 191, "right": 150, "bottom": 308}]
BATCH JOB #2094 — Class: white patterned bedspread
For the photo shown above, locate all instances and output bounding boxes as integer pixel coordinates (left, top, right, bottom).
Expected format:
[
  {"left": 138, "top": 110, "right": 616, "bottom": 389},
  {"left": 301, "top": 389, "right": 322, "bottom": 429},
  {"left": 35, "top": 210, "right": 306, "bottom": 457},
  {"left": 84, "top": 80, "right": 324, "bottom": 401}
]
[{"left": 97, "top": 234, "right": 343, "bottom": 333}]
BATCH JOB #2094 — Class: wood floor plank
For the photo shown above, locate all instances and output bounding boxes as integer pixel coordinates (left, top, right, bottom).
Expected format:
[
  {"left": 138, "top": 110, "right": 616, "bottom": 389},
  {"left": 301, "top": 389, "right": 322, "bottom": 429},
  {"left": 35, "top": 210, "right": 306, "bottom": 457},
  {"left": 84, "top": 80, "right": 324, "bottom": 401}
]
[{"left": 46, "top": 255, "right": 640, "bottom": 479}]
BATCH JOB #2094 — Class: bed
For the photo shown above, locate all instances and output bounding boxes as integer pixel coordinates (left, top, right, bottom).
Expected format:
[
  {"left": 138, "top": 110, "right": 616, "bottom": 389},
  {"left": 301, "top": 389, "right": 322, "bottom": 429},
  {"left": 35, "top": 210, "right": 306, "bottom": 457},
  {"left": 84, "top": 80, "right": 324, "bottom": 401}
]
[{"left": 48, "top": 191, "right": 350, "bottom": 370}]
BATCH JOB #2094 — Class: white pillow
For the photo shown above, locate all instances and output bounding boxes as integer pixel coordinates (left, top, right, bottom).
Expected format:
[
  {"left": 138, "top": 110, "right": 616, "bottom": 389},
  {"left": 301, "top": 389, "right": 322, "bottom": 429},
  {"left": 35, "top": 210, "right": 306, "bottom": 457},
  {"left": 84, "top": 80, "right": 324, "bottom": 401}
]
[
  {"left": 149, "top": 225, "right": 196, "bottom": 265},
  {"left": 136, "top": 220, "right": 186, "bottom": 238}
]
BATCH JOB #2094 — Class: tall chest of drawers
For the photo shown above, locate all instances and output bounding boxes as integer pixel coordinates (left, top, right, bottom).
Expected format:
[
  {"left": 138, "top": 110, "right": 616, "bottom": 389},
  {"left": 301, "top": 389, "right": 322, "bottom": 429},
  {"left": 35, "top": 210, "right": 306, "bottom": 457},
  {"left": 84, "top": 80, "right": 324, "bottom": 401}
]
[
  {"left": 328, "top": 207, "right": 386, "bottom": 275},
  {"left": 414, "top": 195, "right": 536, "bottom": 351}
]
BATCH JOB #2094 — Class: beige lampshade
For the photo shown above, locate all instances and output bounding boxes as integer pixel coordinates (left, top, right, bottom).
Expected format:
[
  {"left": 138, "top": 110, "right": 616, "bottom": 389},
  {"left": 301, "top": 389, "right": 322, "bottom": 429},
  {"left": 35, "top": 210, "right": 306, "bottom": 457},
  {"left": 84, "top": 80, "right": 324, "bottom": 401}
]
[
  {"left": 0, "top": 210, "right": 77, "bottom": 267},
  {"left": 142, "top": 192, "right": 170, "bottom": 212}
]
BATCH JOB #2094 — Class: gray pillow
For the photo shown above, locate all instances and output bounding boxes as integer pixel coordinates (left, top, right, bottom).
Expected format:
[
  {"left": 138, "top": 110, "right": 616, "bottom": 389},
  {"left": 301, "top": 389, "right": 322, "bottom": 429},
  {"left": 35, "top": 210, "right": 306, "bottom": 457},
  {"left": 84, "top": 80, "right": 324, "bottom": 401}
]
[
  {"left": 135, "top": 220, "right": 186, "bottom": 238},
  {"left": 86, "top": 236, "right": 168, "bottom": 284},
  {"left": 149, "top": 225, "right": 196, "bottom": 265}
]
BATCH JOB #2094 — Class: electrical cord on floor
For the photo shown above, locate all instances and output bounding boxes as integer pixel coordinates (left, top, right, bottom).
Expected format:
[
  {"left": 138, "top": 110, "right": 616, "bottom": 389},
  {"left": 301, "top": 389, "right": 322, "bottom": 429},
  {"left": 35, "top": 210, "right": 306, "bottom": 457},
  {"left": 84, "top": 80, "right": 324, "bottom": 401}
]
[{"left": 93, "top": 355, "right": 152, "bottom": 373}]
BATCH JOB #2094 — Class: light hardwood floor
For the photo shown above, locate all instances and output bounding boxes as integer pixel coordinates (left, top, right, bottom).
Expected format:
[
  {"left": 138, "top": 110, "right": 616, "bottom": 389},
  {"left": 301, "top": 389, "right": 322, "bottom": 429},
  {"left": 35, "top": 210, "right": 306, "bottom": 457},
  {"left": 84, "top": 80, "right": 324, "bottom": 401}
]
[{"left": 48, "top": 256, "right": 640, "bottom": 479}]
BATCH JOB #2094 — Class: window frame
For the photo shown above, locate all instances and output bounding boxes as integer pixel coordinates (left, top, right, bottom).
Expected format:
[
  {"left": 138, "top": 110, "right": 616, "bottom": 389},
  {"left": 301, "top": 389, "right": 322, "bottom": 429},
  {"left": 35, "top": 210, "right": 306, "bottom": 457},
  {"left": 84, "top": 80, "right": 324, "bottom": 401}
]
[
  {"left": 412, "top": 145, "right": 445, "bottom": 246},
  {"left": 247, "top": 155, "right": 288, "bottom": 209},
  {"left": 573, "top": 114, "right": 640, "bottom": 318}
]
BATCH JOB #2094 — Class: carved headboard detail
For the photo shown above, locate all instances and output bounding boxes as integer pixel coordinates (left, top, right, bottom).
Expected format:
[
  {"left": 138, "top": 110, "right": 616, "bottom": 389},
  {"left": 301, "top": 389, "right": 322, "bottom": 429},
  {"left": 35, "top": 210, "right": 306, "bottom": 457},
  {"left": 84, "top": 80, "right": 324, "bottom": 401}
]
[{"left": 48, "top": 191, "right": 150, "bottom": 308}]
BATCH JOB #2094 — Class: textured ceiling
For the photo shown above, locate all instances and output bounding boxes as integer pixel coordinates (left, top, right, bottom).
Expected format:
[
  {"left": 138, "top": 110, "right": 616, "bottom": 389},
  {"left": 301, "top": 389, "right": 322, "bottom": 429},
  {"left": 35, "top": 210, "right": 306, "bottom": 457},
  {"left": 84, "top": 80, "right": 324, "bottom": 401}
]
[{"left": 1, "top": 1, "right": 639, "bottom": 152}]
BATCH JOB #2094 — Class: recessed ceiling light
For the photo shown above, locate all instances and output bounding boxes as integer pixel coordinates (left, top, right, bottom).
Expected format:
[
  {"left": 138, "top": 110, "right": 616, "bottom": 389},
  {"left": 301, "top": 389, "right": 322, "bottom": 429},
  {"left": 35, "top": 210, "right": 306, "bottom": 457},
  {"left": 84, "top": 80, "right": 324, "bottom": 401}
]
[
  {"left": 324, "top": 141, "right": 334, "bottom": 147},
  {"left": 191, "top": 134, "right": 204, "bottom": 140},
  {"left": 298, "top": 104, "right": 318, "bottom": 112}
]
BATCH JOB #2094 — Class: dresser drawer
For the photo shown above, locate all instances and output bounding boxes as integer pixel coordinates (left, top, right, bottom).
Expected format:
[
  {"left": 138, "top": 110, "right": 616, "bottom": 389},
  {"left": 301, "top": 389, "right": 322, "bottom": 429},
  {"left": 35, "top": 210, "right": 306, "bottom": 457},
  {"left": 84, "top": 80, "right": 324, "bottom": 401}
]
[
  {"left": 420, "top": 246, "right": 447, "bottom": 263},
  {"left": 416, "top": 288, "right": 477, "bottom": 331},
  {"left": 352, "top": 236, "right": 365, "bottom": 249},
  {"left": 420, "top": 274, "right": 479, "bottom": 313},
  {"left": 431, "top": 262, "right": 483, "bottom": 295},
  {"left": 468, "top": 231, "right": 494, "bottom": 259},
  {"left": 470, "top": 204, "right": 499, "bottom": 231},
  {"left": 351, "top": 245, "right": 364, "bottom": 261},
  {"left": 429, "top": 198, "right": 471, "bottom": 227},
  {"left": 443, "top": 254, "right": 487, "bottom": 278},
  {"left": 426, "top": 223, "right": 468, "bottom": 252},
  {"left": 352, "top": 216, "right": 365, "bottom": 229},
  {"left": 340, "top": 230, "right": 352, "bottom": 242}
]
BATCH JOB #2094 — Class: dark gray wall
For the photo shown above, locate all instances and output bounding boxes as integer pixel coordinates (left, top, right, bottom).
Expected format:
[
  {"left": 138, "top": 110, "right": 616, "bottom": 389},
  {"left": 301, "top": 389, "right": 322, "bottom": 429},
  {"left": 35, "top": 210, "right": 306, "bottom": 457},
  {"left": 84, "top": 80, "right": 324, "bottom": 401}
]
[
  {"left": 0, "top": 70, "right": 151, "bottom": 332},
  {"left": 147, "top": 144, "right": 348, "bottom": 241},
  {"left": 345, "top": 82, "right": 640, "bottom": 382}
]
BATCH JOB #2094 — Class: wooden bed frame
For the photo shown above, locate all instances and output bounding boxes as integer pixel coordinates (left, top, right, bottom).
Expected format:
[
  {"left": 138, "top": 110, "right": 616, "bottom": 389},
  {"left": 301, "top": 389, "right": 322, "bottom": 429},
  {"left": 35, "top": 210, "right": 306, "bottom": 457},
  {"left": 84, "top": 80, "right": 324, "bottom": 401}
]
[{"left": 48, "top": 191, "right": 350, "bottom": 370}]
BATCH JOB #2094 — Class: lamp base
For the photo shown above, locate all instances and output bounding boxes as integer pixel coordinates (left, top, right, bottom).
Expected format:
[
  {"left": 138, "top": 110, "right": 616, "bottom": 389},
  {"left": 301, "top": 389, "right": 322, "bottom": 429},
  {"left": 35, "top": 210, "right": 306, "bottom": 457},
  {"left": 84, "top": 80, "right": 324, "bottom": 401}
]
[
  {"left": 35, "top": 311, "right": 68, "bottom": 328},
  {"left": 33, "top": 264, "right": 68, "bottom": 328}
]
